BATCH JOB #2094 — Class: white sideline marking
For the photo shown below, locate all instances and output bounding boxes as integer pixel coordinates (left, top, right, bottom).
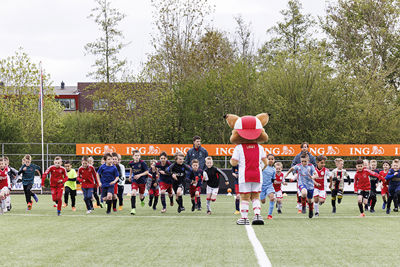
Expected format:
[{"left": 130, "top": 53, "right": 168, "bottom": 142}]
[{"left": 245, "top": 225, "right": 272, "bottom": 267}]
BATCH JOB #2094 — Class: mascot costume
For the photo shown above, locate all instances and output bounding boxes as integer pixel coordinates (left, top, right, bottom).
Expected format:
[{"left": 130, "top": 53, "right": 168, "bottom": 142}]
[{"left": 225, "top": 113, "right": 269, "bottom": 225}]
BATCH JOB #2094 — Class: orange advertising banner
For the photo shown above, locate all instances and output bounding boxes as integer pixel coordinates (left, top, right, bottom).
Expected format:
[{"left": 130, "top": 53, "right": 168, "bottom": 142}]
[{"left": 76, "top": 144, "right": 400, "bottom": 157}]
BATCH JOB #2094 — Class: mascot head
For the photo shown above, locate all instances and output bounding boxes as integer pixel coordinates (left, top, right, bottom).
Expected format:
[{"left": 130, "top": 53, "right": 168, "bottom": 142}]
[{"left": 224, "top": 113, "right": 269, "bottom": 144}]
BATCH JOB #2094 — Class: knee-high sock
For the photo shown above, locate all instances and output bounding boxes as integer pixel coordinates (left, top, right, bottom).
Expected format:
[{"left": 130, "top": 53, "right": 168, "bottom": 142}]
[
  {"left": 149, "top": 195, "right": 154, "bottom": 206},
  {"left": 268, "top": 200, "right": 274, "bottom": 215},
  {"left": 178, "top": 196, "right": 183, "bottom": 208},
  {"left": 358, "top": 203, "right": 364, "bottom": 213},
  {"left": 301, "top": 197, "right": 306, "bottom": 207},
  {"left": 206, "top": 198, "right": 211, "bottom": 211},
  {"left": 161, "top": 194, "right": 166, "bottom": 209},
  {"left": 235, "top": 198, "right": 240, "bottom": 211},
  {"left": 106, "top": 200, "right": 112, "bottom": 213},
  {"left": 394, "top": 193, "right": 399, "bottom": 209},
  {"left": 169, "top": 196, "right": 174, "bottom": 204},
  {"left": 153, "top": 196, "right": 158, "bottom": 209},
  {"left": 197, "top": 197, "right": 201, "bottom": 208},
  {"left": 131, "top": 196, "right": 136, "bottom": 209},
  {"left": 240, "top": 200, "right": 249, "bottom": 219},
  {"left": 191, "top": 199, "right": 195, "bottom": 206},
  {"left": 387, "top": 195, "right": 393, "bottom": 210},
  {"left": 252, "top": 199, "right": 261, "bottom": 215},
  {"left": 314, "top": 202, "right": 319, "bottom": 213},
  {"left": 370, "top": 196, "right": 377, "bottom": 210},
  {"left": 113, "top": 199, "right": 117, "bottom": 209}
]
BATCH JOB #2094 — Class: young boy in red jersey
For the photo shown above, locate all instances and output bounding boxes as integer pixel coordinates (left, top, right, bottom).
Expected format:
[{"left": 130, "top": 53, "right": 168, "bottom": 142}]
[
  {"left": 78, "top": 156, "right": 100, "bottom": 214},
  {"left": 188, "top": 159, "right": 203, "bottom": 212},
  {"left": 273, "top": 162, "right": 286, "bottom": 214},
  {"left": 156, "top": 152, "right": 173, "bottom": 213},
  {"left": 379, "top": 161, "right": 390, "bottom": 210},
  {"left": 147, "top": 160, "right": 160, "bottom": 210},
  {"left": 354, "top": 159, "right": 382, "bottom": 217},
  {"left": 128, "top": 150, "right": 149, "bottom": 215},
  {"left": 0, "top": 158, "right": 11, "bottom": 215},
  {"left": 312, "top": 155, "right": 330, "bottom": 217},
  {"left": 42, "top": 156, "right": 69, "bottom": 216}
]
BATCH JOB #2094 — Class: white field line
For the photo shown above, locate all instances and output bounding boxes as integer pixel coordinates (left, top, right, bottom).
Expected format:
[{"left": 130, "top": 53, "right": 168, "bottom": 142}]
[{"left": 245, "top": 225, "right": 272, "bottom": 267}]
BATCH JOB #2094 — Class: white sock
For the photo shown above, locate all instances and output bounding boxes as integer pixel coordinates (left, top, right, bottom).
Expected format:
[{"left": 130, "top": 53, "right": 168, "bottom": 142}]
[
  {"left": 314, "top": 203, "right": 319, "bottom": 213},
  {"left": 252, "top": 199, "right": 261, "bottom": 215},
  {"left": 241, "top": 200, "right": 249, "bottom": 218}
]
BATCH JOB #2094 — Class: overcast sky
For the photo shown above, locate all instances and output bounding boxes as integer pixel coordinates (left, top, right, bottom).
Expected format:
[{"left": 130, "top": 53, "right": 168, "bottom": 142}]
[{"left": 0, "top": 0, "right": 330, "bottom": 86}]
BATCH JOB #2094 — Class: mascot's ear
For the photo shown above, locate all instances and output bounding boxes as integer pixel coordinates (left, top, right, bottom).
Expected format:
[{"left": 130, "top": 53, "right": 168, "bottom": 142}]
[
  {"left": 256, "top": 113, "right": 270, "bottom": 127},
  {"left": 224, "top": 114, "right": 240, "bottom": 129}
]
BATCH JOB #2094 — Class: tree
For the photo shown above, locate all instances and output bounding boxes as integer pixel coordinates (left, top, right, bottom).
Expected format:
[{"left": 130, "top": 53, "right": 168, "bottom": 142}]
[
  {"left": 322, "top": 0, "right": 400, "bottom": 90},
  {"left": 233, "top": 15, "right": 254, "bottom": 61},
  {"left": 84, "top": 0, "right": 128, "bottom": 83},
  {"left": 0, "top": 48, "right": 64, "bottom": 142}
]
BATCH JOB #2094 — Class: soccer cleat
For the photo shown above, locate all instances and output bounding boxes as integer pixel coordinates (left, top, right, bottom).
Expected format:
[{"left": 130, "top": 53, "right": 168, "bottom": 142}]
[
  {"left": 130, "top": 208, "right": 136, "bottom": 215},
  {"left": 297, "top": 209, "right": 302, "bottom": 214},
  {"left": 267, "top": 215, "right": 273, "bottom": 220},
  {"left": 141, "top": 201, "right": 145, "bottom": 207},
  {"left": 197, "top": 207, "right": 202, "bottom": 211},
  {"left": 106, "top": 211, "right": 111, "bottom": 214},
  {"left": 100, "top": 203, "right": 104, "bottom": 208},
  {"left": 370, "top": 209, "right": 375, "bottom": 213},
  {"left": 93, "top": 203, "right": 99, "bottom": 208},
  {"left": 332, "top": 207, "right": 336, "bottom": 213},
  {"left": 315, "top": 212, "right": 319, "bottom": 217},
  {"left": 386, "top": 209, "right": 390, "bottom": 214},
  {"left": 234, "top": 210, "right": 240, "bottom": 215},
  {"left": 170, "top": 201, "right": 174, "bottom": 206},
  {"left": 27, "top": 202, "right": 32, "bottom": 210},
  {"left": 113, "top": 208, "right": 117, "bottom": 212},
  {"left": 338, "top": 198, "right": 342, "bottom": 204},
  {"left": 382, "top": 203, "right": 386, "bottom": 210},
  {"left": 72, "top": 207, "right": 76, "bottom": 212},
  {"left": 148, "top": 200, "right": 153, "bottom": 207},
  {"left": 236, "top": 218, "right": 250, "bottom": 225},
  {"left": 394, "top": 208, "right": 399, "bottom": 212},
  {"left": 309, "top": 209, "right": 313, "bottom": 218},
  {"left": 277, "top": 209, "right": 282, "bottom": 214},
  {"left": 359, "top": 213, "right": 366, "bottom": 217},
  {"left": 207, "top": 210, "right": 212, "bottom": 215},
  {"left": 63, "top": 203, "right": 67, "bottom": 208},
  {"left": 118, "top": 206, "right": 123, "bottom": 211},
  {"left": 32, "top": 194, "right": 39, "bottom": 203},
  {"left": 178, "top": 207, "right": 182, "bottom": 213},
  {"left": 86, "top": 210, "right": 92, "bottom": 214},
  {"left": 301, "top": 206, "right": 306, "bottom": 214},
  {"left": 152, "top": 206, "right": 157, "bottom": 211},
  {"left": 161, "top": 208, "right": 166, "bottom": 213},
  {"left": 180, "top": 206, "right": 185, "bottom": 211},
  {"left": 57, "top": 210, "right": 61, "bottom": 216},
  {"left": 7, "top": 204, "right": 11, "bottom": 211},
  {"left": 364, "top": 205, "right": 369, "bottom": 211},
  {"left": 252, "top": 215, "right": 264, "bottom": 225}
]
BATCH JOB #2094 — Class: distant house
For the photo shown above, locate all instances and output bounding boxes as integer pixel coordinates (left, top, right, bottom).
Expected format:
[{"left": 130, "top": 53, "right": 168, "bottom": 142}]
[{"left": 54, "top": 82, "right": 79, "bottom": 111}]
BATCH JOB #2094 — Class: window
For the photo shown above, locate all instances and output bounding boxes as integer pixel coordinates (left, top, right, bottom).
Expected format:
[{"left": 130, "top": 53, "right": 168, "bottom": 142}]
[
  {"left": 126, "top": 99, "right": 136, "bottom": 111},
  {"left": 56, "top": 98, "right": 76, "bottom": 111},
  {"left": 93, "top": 99, "right": 108, "bottom": 110}
]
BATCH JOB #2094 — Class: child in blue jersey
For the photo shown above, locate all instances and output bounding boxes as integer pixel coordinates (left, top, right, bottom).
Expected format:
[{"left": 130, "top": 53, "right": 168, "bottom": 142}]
[
  {"left": 188, "top": 159, "right": 203, "bottom": 211},
  {"left": 385, "top": 159, "right": 400, "bottom": 214},
  {"left": 232, "top": 165, "right": 240, "bottom": 214},
  {"left": 97, "top": 153, "right": 119, "bottom": 214},
  {"left": 285, "top": 153, "right": 319, "bottom": 218},
  {"left": 128, "top": 150, "right": 149, "bottom": 215},
  {"left": 18, "top": 154, "right": 42, "bottom": 210},
  {"left": 261, "top": 154, "right": 276, "bottom": 220},
  {"left": 156, "top": 152, "right": 173, "bottom": 213}
]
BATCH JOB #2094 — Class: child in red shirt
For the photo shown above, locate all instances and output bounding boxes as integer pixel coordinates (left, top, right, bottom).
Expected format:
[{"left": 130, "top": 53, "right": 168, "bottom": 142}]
[
  {"left": 78, "top": 156, "right": 100, "bottom": 214},
  {"left": 379, "top": 161, "right": 390, "bottom": 210},
  {"left": 42, "top": 156, "right": 68, "bottom": 216}
]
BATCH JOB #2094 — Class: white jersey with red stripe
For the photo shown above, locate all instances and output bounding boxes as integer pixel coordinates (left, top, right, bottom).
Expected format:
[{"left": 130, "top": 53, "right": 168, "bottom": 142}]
[
  {"left": 314, "top": 167, "right": 330, "bottom": 191},
  {"left": 231, "top": 144, "right": 266, "bottom": 184}
]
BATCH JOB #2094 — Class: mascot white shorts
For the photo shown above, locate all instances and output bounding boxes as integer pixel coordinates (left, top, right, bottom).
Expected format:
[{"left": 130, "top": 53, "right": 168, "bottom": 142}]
[{"left": 239, "top": 182, "right": 261, "bottom": 194}]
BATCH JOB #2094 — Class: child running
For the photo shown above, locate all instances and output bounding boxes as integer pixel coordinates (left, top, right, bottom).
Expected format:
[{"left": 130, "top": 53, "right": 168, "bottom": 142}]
[
  {"left": 354, "top": 159, "right": 382, "bottom": 217},
  {"left": 232, "top": 165, "right": 240, "bottom": 215},
  {"left": 261, "top": 154, "right": 276, "bottom": 220},
  {"left": 203, "top": 156, "right": 229, "bottom": 215},
  {"left": 312, "top": 155, "right": 330, "bottom": 217},
  {"left": 379, "top": 161, "right": 390, "bottom": 210},
  {"left": 166, "top": 152, "right": 191, "bottom": 213},
  {"left": 0, "top": 158, "right": 11, "bottom": 215},
  {"left": 329, "top": 158, "right": 351, "bottom": 213},
  {"left": 63, "top": 161, "right": 78, "bottom": 211},
  {"left": 117, "top": 154, "right": 126, "bottom": 211},
  {"left": 156, "top": 152, "right": 173, "bottom": 213},
  {"left": 188, "top": 159, "right": 203, "bottom": 212},
  {"left": 128, "top": 150, "right": 149, "bottom": 215},
  {"left": 147, "top": 160, "right": 160, "bottom": 210},
  {"left": 88, "top": 157, "right": 102, "bottom": 208},
  {"left": 368, "top": 159, "right": 380, "bottom": 213},
  {"left": 273, "top": 162, "right": 286, "bottom": 214},
  {"left": 97, "top": 153, "right": 119, "bottom": 214},
  {"left": 18, "top": 154, "right": 42, "bottom": 210},
  {"left": 385, "top": 159, "right": 400, "bottom": 214},
  {"left": 42, "top": 156, "right": 69, "bottom": 216},
  {"left": 284, "top": 153, "right": 319, "bottom": 218},
  {"left": 78, "top": 156, "right": 100, "bottom": 214}
]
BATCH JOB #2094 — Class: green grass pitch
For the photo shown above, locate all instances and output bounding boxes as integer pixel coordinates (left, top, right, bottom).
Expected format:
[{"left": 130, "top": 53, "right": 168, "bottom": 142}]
[{"left": 1, "top": 194, "right": 400, "bottom": 267}]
